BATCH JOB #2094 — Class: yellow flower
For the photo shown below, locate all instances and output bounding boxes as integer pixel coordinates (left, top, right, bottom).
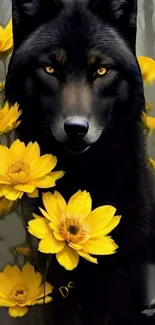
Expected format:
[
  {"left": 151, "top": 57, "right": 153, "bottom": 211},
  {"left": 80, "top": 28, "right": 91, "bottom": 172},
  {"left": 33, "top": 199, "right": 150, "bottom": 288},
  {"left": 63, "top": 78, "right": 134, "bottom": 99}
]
[
  {"left": 0, "top": 139, "right": 64, "bottom": 201},
  {"left": 0, "top": 263, "right": 53, "bottom": 318},
  {"left": 0, "top": 102, "right": 21, "bottom": 134},
  {"left": 0, "top": 19, "right": 13, "bottom": 53},
  {"left": 138, "top": 56, "right": 155, "bottom": 84},
  {"left": 0, "top": 196, "right": 14, "bottom": 217},
  {"left": 28, "top": 190, "right": 121, "bottom": 271}
]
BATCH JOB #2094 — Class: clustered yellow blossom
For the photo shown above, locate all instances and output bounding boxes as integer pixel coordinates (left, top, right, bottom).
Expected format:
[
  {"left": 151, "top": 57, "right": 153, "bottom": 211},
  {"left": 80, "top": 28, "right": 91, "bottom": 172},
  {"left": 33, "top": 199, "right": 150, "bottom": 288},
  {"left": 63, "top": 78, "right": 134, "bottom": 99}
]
[
  {"left": 28, "top": 190, "right": 120, "bottom": 270},
  {"left": 0, "top": 263, "right": 53, "bottom": 318}
]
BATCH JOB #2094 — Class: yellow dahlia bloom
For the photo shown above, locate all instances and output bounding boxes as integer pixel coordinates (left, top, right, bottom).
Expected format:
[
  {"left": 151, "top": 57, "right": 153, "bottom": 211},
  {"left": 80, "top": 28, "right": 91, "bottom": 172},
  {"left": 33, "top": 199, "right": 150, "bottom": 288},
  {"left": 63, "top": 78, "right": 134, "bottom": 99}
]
[
  {"left": 0, "top": 139, "right": 64, "bottom": 201},
  {"left": 0, "top": 19, "right": 13, "bottom": 53},
  {"left": 0, "top": 263, "right": 53, "bottom": 318},
  {"left": 138, "top": 56, "right": 155, "bottom": 84},
  {"left": 0, "top": 196, "right": 14, "bottom": 217},
  {"left": 28, "top": 190, "right": 121, "bottom": 271},
  {"left": 0, "top": 102, "right": 21, "bottom": 135}
]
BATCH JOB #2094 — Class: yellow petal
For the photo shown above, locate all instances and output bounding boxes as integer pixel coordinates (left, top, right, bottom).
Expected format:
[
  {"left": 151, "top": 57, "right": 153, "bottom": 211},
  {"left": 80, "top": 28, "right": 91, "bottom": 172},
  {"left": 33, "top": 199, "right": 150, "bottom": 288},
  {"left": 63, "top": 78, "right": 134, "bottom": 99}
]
[
  {"left": 53, "top": 231, "right": 65, "bottom": 241},
  {"left": 35, "top": 171, "right": 64, "bottom": 188},
  {"left": 14, "top": 120, "right": 21, "bottom": 129},
  {"left": 2, "top": 185, "right": 22, "bottom": 200},
  {"left": 38, "top": 207, "right": 54, "bottom": 222},
  {"left": 0, "top": 273, "right": 13, "bottom": 294},
  {"left": 138, "top": 56, "right": 155, "bottom": 84},
  {"left": 10, "top": 139, "right": 26, "bottom": 159},
  {"left": 48, "top": 171, "right": 65, "bottom": 182},
  {"left": 56, "top": 244, "right": 79, "bottom": 270},
  {"left": 0, "top": 175, "right": 12, "bottom": 184},
  {"left": 33, "top": 213, "right": 42, "bottom": 219},
  {"left": 68, "top": 190, "right": 92, "bottom": 219},
  {"left": 0, "top": 19, "right": 13, "bottom": 53},
  {"left": 28, "top": 218, "right": 50, "bottom": 239},
  {"left": 145, "top": 115, "right": 155, "bottom": 131},
  {"left": 28, "top": 226, "right": 46, "bottom": 240},
  {"left": 85, "top": 205, "right": 116, "bottom": 237},
  {"left": 27, "top": 187, "right": 39, "bottom": 198},
  {"left": 98, "top": 216, "right": 121, "bottom": 237},
  {"left": 4, "top": 264, "right": 21, "bottom": 278},
  {"left": 0, "top": 185, "right": 4, "bottom": 197},
  {"left": 24, "top": 142, "right": 40, "bottom": 166},
  {"left": 14, "top": 184, "right": 35, "bottom": 193},
  {"left": 0, "top": 146, "right": 9, "bottom": 169},
  {"left": 69, "top": 242, "right": 82, "bottom": 250},
  {"left": 78, "top": 250, "right": 98, "bottom": 264},
  {"left": 42, "top": 192, "right": 62, "bottom": 225},
  {"left": 22, "top": 263, "right": 42, "bottom": 297},
  {"left": 53, "top": 191, "right": 67, "bottom": 211},
  {"left": 0, "top": 297, "right": 15, "bottom": 307},
  {"left": 30, "top": 154, "right": 57, "bottom": 178},
  {"left": 38, "top": 234, "right": 65, "bottom": 254},
  {"left": 9, "top": 306, "right": 28, "bottom": 318},
  {"left": 83, "top": 236, "right": 118, "bottom": 255}
]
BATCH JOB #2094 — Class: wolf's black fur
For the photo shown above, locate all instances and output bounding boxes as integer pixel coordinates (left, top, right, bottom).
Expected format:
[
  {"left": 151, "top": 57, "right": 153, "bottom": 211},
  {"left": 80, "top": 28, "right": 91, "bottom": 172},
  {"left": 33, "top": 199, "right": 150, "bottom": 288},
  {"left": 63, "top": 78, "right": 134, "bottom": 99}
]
[{"left": 5, "top": 0, "right": 155, "bottom": 324}]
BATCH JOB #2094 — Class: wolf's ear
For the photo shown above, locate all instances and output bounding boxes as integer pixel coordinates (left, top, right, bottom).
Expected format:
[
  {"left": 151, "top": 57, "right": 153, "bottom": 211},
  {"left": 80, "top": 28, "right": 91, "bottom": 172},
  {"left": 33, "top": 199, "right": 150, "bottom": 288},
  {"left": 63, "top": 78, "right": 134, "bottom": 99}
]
[
  {"left": 12, "top": 0, "right": 63, "bottom": 49},
  {"left": 89, "top": 0, "right": 137, "bottom": 52}
]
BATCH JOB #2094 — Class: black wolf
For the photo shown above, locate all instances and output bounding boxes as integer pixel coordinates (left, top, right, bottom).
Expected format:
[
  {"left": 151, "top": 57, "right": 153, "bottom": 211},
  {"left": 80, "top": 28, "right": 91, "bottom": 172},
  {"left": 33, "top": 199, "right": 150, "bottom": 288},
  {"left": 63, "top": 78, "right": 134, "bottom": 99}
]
[{"left": 6, "top": 0, "right": 155, "bottom": 324}]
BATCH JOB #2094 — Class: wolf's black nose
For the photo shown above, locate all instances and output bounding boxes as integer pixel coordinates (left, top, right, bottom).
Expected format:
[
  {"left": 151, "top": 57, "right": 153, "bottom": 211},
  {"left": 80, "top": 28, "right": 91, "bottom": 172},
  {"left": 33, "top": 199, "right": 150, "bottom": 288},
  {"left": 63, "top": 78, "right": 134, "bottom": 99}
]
[{"left": 64, "top": 117, "right": 89, "bottom": 138}]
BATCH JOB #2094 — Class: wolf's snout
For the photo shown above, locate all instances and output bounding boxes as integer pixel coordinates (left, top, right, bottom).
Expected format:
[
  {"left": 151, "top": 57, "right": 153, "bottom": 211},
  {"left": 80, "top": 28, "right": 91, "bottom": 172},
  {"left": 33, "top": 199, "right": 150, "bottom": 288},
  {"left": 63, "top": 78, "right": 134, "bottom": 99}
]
[{"left": 64, "top": 117, "right": 89, "bottom": 138}]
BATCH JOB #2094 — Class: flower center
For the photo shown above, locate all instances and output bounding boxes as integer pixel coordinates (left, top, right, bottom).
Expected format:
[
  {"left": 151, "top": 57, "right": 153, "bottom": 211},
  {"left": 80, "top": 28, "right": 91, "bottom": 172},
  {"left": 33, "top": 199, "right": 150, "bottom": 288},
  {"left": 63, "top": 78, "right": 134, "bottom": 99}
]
[
  {"left": 7, "top": 161, "right": 30, "bottom": 183},
  {"left": 68, "top": 225, "right": 79, "bottom": 235},
  {"left": 59, "top": 217, "right": 89, "bottom": 244},
  {"left": 12, "top": 286, "right": 27, "bottom": 302}
]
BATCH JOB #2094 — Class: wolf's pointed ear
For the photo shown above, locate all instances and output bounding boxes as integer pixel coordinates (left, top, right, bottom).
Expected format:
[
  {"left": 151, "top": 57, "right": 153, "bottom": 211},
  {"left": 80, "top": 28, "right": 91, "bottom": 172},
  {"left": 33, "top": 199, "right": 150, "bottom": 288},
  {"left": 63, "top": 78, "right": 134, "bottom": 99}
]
[
  {"left": 88, "top": 0, "right": 137, "bottom": 52},
  {"left": 12, "top": 0, "right": 63, "bottom": 49}
]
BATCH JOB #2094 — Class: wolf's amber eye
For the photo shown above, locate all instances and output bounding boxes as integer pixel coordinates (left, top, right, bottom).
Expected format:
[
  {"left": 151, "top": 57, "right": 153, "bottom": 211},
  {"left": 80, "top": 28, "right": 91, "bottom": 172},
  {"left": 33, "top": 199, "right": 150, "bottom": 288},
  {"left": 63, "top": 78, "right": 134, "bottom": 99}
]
[
  {"left": 44, "top": 66, "right": 55, "bottom": 74},
  {"left": 97, "top": 67, "right": 107, "bottom": 76}
]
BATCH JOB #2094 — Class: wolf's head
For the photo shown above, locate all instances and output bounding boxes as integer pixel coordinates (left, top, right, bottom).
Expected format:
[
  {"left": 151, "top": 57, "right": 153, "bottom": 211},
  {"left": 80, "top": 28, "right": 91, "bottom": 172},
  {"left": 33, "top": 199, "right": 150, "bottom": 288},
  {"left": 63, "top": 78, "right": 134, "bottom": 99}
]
[{"left": 6, "top": 0, "right": 145, "bottom": 154}]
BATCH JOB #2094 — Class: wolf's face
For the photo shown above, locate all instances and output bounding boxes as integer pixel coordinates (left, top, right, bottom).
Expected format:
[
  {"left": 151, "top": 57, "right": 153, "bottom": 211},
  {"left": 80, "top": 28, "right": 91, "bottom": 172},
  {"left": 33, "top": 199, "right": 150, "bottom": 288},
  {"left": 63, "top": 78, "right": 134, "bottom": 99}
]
[{"left": 6, "top": 0, "right": 144, "bottom": 154}]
